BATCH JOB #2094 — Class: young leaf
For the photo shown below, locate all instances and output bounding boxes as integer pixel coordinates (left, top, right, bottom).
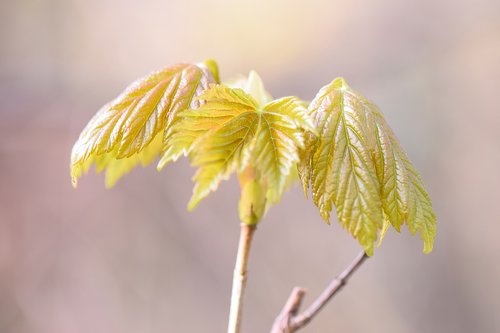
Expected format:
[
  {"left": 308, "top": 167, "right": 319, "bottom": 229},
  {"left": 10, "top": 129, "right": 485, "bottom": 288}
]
[
  {"left": 95, "top": 133, "right": 164, "bottom": 188},
  {"left": 70, "top": 60, "right": 218, "bottom": 187},
  {"left": 225, "top": 70, "right": 273, "bottom": 105},
  {"left": 302, "top": 78, "right": 383, "bottom": 255},
  {"left": 253, "top": 97, "right": 315, "bottom": 204},
  {"left": 157, "top": 80, "right": 258, "bottom": 169},
  {"left": 159, "top": 70, "right": 274, "bottom": 169},
  {"left": 169, "top": 83, "right": 314, "bottom": 224},
  {"left": 371, "top": 112, "right": 437, "bottom": 253},
  {"left": 300, "top": 78, "right": 436, "bottom": 254}
]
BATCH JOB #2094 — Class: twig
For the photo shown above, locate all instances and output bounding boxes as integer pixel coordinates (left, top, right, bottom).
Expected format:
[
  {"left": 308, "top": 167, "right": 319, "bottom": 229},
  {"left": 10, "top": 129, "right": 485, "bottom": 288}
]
[
  {"left": 227, "top": 223, "right": 256, "bottom": 333},
  {"left": 271, "top": 250, "right": 368, "bottom": 333}
]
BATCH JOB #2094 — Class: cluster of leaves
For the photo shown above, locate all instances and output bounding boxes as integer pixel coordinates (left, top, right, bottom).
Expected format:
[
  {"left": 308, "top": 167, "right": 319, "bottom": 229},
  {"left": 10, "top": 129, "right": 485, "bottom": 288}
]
[{"left": 71, "top": 60, "right": 436, "bottom": 255}]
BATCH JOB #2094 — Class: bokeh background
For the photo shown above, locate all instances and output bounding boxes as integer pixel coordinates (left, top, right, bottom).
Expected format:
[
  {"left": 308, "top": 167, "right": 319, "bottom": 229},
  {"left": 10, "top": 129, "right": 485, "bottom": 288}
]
[{"left": 1, "top": 0, "right": 500, "bottom": 332}]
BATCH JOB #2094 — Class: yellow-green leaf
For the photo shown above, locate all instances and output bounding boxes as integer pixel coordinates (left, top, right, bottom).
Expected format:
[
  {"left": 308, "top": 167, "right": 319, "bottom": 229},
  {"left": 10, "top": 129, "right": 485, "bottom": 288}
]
[
  {"left": 253, "top": 97, "right": 313, "bottom": 203},
  {"left": 304, "top": 78, "right": 383, "bottom": 255},
  {"left": 70, "top": 60, "right": 218, "bottom": 187},
  {"left": 371, "top": 112, "right": 437, "bottom": 253},
  {"left": 97, "top": 132, "right": 163, "bottom": 188},
  {"left": 301, "top": 77, "right": 436, "bottom": 254},
  {"left": 157, "top": 84, "right": 257, "bottom": 170},
  {"left": 188, "top": 110, "right": 259, "bottom": 210},
  {"left": 159, "top": 71, "right": 282, "bottom": 172},
  {"left": 170, "top": 83, "right": 314, "bottom": 224}
]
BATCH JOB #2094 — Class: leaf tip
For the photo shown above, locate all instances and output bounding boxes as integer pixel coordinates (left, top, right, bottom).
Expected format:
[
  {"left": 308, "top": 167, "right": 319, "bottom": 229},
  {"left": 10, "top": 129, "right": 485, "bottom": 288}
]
[
  {"left": 157, "top": 155, "right": 169, "bottom": 171},
  {"left": 321, "top": 216, "right": 331, "bottom": 225},
  {"left": 331, "top": 77, "right": 351, "bottom": 91},
  {"left": 319, "top": 208, "right": 331, "bottom": 225},
  {"left": 187, "top": 197, "right": 199, "bottom": 211},
  {"left": 422, "top": 230, "right": 436, "bottom": 254},
  {"left": 187, "top": 187, "right": 205, "bottom": 211},
  {"left": 377, "top": 218, "right": 391, "bottom": 248},
  {"left": 202, "top": 59, "right": 220, "bottom": 84},
  {"left": 104, "top": 175, "right": 117, "bottom": 189},
  {"left": 70, "top": 162, "right": 82, "bottom": 189},
  {"left": 301, "top": 185, "right": 309, "bottom": 199}
]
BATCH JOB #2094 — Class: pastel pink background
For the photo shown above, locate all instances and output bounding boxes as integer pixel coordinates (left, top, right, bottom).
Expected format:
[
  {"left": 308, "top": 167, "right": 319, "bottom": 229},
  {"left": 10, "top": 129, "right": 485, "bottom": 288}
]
[{"left": 1, "top": 0, "right": 499, "bottom": 332}]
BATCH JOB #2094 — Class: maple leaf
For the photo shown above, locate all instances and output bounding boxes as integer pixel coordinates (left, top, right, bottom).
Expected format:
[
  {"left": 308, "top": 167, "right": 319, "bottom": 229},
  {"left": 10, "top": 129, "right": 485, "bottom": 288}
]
[
  {"left": 300, "top": 78, "right": 436, "bottom": 254},
  {"left": 167, "top": 76, "right": 315, "bottom": 224},
  {"left": 70, "top": 60, "right": 218, "bottom": 187}
]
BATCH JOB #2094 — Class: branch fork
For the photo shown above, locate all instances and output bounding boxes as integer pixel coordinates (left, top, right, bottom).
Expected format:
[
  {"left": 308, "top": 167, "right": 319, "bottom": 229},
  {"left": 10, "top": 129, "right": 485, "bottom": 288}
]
[
  {"left": 227, "top": 223, "right": 368, "bottom": 333},
  {"left": 271, "top": 251, "right": 368, "bottom": 333}
]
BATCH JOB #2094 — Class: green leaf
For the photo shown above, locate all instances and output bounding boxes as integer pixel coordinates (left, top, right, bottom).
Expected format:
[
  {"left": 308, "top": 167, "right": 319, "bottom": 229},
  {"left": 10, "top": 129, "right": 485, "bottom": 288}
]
[
  {"left": 303, "top": 78, "right": 383, "bottom": 255},
  {"left": 371, "top": 112, "right": 437, "bottom": 253},
  {"left": 157, "top": 81, "right": 258, "bottom": 169},
  {"left": 169, "top": 83, "right": 314, "bottom": 224},
  {"left": 253, "top": 97, "right": 314, "bottom": 203},
  {"left": 300, "top": 78, "right": 436, "bottom": 254},
  {"left": 96, "top": 132, "right": 163, "bottom": 188},
  {"left": 188, "top": 109, "right": 259, "bottom": 210},
  {"left": 70, "top": 60, "right": 218, "bottom": 187}
]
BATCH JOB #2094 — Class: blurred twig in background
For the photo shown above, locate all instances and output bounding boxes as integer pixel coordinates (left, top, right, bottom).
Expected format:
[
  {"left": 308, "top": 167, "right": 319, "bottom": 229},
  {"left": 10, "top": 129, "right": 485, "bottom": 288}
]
[{"left": 271, "top": 251, "right": 368, "bottom": 333}]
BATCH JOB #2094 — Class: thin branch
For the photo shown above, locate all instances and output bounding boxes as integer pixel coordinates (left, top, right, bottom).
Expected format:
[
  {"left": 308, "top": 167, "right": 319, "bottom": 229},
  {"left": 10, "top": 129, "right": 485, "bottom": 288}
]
[
  {"left": 227, "top": 223, "right": 256, "bottom": 333},
  {"left": 271, "top": 250, "right": 368, "bottom": 333},
  {"left": 270, "top": 287, "right": 306, "bottom": 333}
]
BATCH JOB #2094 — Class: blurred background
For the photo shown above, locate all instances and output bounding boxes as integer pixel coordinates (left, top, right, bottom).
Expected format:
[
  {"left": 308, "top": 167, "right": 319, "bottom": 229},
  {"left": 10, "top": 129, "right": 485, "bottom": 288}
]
[{"left": 1, "top": 0, "right": 500, "bottom": 332}]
